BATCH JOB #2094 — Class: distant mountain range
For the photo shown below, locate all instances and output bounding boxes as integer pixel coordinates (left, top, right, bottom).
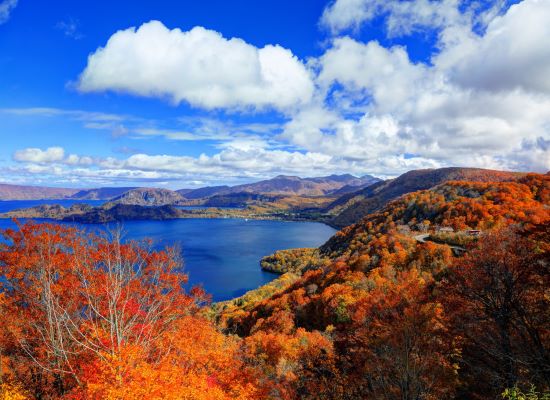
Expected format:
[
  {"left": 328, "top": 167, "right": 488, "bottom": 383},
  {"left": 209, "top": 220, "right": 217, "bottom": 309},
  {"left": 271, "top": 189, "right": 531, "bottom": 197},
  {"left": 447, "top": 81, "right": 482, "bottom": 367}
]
[
  {"left": 178, "top": 185, "right": 230, "bottom": 200},
  {"left": 0, "top": 174, "right": 381, "bottom": 202},
  {"left": 178, "top": 174, "right": 380, "bottom": 199},
  {"left": 0, "top": 184, "right": 80, "bottom": 200}
]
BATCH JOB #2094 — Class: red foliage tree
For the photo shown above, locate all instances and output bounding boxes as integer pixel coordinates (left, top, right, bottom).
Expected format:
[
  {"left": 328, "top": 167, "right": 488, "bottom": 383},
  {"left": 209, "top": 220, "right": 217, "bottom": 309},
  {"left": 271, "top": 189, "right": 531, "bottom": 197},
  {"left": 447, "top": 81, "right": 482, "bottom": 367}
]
[{"left": 441, "top": 228, "right": 550, "bottom": 398}]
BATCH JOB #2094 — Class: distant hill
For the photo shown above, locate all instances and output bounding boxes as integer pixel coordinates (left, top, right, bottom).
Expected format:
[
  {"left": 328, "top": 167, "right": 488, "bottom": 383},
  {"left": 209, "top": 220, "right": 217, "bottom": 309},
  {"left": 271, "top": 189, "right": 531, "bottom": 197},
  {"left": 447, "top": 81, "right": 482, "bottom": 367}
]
[
  {"left": 180, "top": 174, "right": 380, "bottom": 199},
  {"left": 0, "top": 174, "right": 381, "bottom": 203},
  {"left": 0, "top": 183, "right": 79, "bottom": 200},
  {"left": 0, "top": 184, "right": 143, "bottom": 201},
  {"left": 70, "top": 187, "right": 138, "bottom": 200},
  {"left": 0, "top": 203, "right": 184, "bottom": 223},
  {"left": 328, "top": 183, "right": 375, "bottom": 196},
  {"left": 65, "top": 204, "right": 182, "bottom": 223},
  {"left": 108, "top": 188, "right": 185, "bottom": 206},
  {"left": 227, "top": 174, "right": 380, "bottom": 196},
  {"left": 179, "top": 185, "right": 230, "bottom": 199},
  {"left": 327, "top": 167, "right": 526, "bottom": 228},
  {"left": 175, "top": 188, "right": 193, "bottom": 196},
  {"left": 203, "top": 192, "right": 282, "bottom": 208}
]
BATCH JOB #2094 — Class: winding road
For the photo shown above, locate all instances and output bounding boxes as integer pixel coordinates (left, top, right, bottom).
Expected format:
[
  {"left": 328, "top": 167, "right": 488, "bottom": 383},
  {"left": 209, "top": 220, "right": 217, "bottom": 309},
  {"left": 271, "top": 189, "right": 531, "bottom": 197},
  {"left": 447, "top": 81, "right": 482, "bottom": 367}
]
[{"left": 413, "top": 233, "right": 466, "bottom": 254}]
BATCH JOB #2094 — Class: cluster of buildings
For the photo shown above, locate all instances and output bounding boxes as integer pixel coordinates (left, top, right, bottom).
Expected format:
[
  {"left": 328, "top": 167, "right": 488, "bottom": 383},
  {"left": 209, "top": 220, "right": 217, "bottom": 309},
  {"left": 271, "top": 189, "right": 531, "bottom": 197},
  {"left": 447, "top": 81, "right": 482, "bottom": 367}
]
[{"left": 396, "top": 224, "right": 481, "bottom": 236}]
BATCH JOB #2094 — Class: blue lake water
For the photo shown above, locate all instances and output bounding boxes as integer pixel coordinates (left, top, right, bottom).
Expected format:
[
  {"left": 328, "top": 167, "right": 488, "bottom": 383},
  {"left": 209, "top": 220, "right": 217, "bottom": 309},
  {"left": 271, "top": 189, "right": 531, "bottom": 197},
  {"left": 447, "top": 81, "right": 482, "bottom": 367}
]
[{"left": 0, "top": 200, "right": 336, "bottom": 301}]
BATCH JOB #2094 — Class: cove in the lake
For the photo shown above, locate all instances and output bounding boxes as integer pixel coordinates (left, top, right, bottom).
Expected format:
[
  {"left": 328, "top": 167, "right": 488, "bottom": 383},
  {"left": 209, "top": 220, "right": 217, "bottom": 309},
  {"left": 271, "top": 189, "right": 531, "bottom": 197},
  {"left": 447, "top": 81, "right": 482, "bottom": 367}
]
[{"left": 0, "top": 200, "right": 336, "bottom": 301}]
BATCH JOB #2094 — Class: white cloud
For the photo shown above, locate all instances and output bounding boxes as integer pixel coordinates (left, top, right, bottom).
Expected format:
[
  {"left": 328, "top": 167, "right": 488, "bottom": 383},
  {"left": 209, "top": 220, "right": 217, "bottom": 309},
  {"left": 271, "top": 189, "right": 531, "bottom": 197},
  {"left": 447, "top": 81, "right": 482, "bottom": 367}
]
[
  {"left": 444, "top": 0, "right": 550, "bottom": 94},
  {"left": 9, "top": 143, "right": 383, "bottom": 188},
  {"left": 316, "top": 38, "right": 427, "bottom": 112},
  {"left": 320, "top": 0, "right": 379, "bottom": 34},
  {"left": 76, "top": 21, "right": 314, "bottom": 111},
  {"left": 0, "top": 0, "right": 17, "bottom": 25},
  {"left": 320, "top": 0, "right": 460, "bottom": 35},
  {"left": 320, "top": 0, "right": 506, "bottom": 37},
  {"left": 296, "top": 0, "right": 550, "bottom": 174},
  {"left": 13, "top": 147, "right": 65, "bottom": 163},
  {"left": 99, "top": 142, "right": 337, "bottom": 179},
  {"left": 12, "top": 147, "right": 98, "bottom": 167}
]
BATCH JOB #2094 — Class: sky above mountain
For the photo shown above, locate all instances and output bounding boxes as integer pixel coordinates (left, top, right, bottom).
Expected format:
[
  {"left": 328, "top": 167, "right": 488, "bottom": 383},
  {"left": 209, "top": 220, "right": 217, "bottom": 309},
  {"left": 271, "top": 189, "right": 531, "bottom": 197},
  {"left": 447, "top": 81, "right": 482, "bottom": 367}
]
[{"left": 0, "top": 0, "right": 549, "bottom": 188}]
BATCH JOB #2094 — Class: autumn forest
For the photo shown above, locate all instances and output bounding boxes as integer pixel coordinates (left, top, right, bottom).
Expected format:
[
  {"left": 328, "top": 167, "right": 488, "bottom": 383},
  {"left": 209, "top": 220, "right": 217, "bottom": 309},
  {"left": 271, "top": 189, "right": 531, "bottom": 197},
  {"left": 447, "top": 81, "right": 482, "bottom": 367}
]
[{"left": 0, "top": 172, "right": 547, "bottom": 399}]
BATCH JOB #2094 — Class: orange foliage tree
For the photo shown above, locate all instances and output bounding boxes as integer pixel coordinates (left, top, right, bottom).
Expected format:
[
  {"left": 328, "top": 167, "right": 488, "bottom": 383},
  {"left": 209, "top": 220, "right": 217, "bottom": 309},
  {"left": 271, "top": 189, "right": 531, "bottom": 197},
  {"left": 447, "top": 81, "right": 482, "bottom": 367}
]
[
  {"left": 0, "top": 221, "right": 263, "bottom": 399},
  {"left": 334, "top": 267, "right": 458, "bottom": 400}
]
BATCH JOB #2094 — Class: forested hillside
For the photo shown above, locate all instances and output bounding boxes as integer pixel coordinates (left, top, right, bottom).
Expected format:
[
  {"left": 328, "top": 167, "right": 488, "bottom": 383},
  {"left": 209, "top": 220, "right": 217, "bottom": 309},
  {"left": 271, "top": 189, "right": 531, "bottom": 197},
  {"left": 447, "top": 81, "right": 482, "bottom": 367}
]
[
  {"left": 217, "top": 173, "right": 549, "bottom": 399},
  {"left": 327, "top": 167, "right": 526, "bottom": 228},
  {"left": 1, "top": 173, "right": 548, "bottom": 399}
]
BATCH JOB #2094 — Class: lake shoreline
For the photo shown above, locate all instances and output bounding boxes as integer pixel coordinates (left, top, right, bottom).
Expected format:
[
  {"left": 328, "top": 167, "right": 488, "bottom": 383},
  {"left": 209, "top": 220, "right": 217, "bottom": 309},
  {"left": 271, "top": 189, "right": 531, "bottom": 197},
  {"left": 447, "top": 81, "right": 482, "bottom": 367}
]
[
  {"left": 0, "top": 202, "right": 334, "bottom": 226},
  {"left": 0, "top": 210, "right": 336, "bottom": 302}
]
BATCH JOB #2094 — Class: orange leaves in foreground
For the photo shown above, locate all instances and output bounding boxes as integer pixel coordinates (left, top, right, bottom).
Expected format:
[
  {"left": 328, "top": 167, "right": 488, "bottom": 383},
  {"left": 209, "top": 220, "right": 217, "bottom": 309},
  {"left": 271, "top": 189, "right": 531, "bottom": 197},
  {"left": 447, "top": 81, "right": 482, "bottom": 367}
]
[
  {"left": 0, "top": 221, "right": 264, "bottom": 399},
  {"left": 0, "top": 383, "right": 29, "bottom": 400},
  {"left": 69, "top": 317, "right": 264, "bottom": 400}
]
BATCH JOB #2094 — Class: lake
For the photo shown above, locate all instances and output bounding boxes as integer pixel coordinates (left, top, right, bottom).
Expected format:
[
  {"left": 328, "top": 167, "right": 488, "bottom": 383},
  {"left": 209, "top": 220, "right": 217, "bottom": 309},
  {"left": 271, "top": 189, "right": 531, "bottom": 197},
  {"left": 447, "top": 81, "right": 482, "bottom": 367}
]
[{"left": 0, "top": 200, "right": 336, "bottom": 301}]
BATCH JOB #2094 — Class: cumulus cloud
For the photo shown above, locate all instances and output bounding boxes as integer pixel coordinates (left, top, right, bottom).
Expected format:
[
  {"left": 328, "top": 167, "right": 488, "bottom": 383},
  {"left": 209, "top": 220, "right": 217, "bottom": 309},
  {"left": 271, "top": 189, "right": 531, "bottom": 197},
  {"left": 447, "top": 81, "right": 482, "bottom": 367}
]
[
  {"left": 9, "top": 142, "right": 389, "bottom": 188},
  {"left": 0, "top": 0, "right": 17, "bottom": 25},
  {"left": 445, "top": 0, "right": 550, "bottom": 94},
  {"left": 320, "top": 0, "right": 505, "bottom": 36},
  {"left": 297, "top": 0, "right": 550, "bottom": 173},
  {"left": 12, "top": 147, "right": 97, "bottom": 167},
  {"left": 13, "top": 147, "right": 65, "bottom": 163},
  {"left": 76, "top": 21, "right": 314, "bottom": 111},
  {"left": 316, "top": 38, "right": 427, "bottom": 112}
]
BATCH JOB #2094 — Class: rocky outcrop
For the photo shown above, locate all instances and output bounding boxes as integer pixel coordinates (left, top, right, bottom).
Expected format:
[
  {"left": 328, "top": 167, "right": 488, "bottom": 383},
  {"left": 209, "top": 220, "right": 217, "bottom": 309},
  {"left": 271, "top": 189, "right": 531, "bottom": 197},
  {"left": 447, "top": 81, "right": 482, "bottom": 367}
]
[{"left": 108, "top": 188, "right": 185, "bottom": 206}]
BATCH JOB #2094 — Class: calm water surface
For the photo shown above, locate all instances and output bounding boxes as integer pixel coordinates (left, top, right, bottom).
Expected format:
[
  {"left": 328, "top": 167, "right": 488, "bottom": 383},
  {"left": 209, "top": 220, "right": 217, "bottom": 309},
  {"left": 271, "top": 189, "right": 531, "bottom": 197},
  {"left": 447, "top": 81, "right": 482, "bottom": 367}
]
[{"left": 0, "top": 200, "right": 336, "bottom": 301}]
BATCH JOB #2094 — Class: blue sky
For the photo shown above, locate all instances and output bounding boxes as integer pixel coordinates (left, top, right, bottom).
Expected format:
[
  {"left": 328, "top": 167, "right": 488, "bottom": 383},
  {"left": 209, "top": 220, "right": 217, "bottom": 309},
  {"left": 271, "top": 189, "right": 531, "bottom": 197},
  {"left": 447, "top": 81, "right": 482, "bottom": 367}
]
[{"left": 0, "top": 0, "right": 548, "bottom": 189}]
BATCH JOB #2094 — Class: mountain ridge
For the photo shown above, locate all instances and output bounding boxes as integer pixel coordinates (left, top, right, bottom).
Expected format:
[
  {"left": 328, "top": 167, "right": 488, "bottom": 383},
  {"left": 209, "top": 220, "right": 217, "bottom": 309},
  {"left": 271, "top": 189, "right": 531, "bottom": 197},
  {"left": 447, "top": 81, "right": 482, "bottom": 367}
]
[
  {"left": 180, "top": 174, "right": 381, "bottom": 198},
  {"left": 107, "top": 188, "right": 186, "bottom": 206},
  {"left": 0, "top": 183, "right": 80, "bottom": 200},
  {"left": 0, "top": 174, "right": 381, "bottom": 201},
  {"left": 326, "top": 167, "right": 527, "bottom": 228},
  {"left": 70, "top": 187, "right": 138, "bottom": 200}
]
